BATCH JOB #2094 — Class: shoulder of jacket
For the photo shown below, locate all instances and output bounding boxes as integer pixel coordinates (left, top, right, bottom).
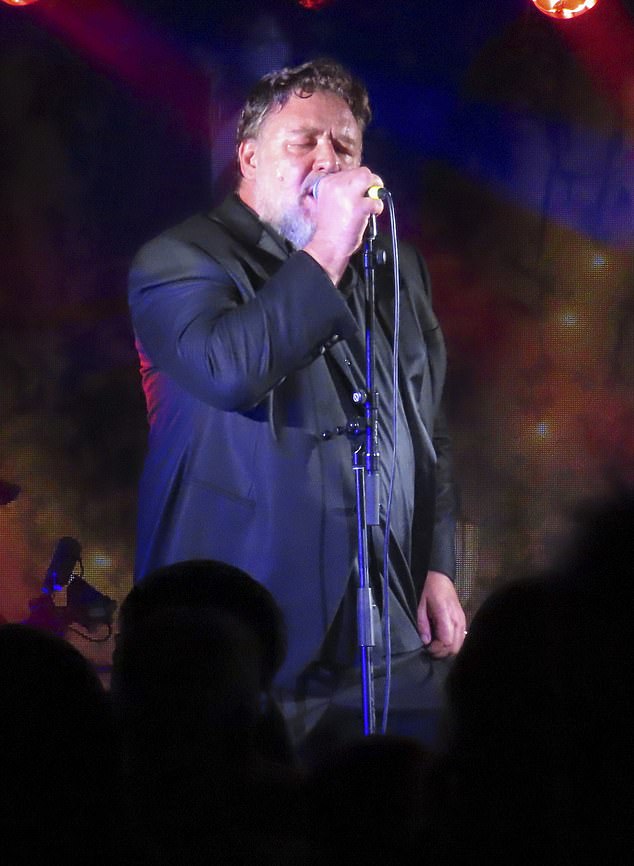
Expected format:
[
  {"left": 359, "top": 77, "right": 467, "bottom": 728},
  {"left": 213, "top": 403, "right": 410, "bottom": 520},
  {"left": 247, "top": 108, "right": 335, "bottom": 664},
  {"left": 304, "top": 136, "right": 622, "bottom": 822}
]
[{"left": 163, "top": 211, "right": 232, "bottom": 248}]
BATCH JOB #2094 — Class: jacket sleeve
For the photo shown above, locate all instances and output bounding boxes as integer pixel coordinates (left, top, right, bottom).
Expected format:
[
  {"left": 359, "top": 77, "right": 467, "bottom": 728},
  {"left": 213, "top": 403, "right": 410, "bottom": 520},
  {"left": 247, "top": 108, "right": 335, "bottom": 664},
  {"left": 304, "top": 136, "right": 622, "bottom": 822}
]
[
  {"left": 427, "top": 402, "right": 457, "bottom": 580},
  {"left": 128, "top": 232, "right": 358, "bottom": 412},
  {"left": 400, "top": 243, "right": 458, "bottom": 583}
]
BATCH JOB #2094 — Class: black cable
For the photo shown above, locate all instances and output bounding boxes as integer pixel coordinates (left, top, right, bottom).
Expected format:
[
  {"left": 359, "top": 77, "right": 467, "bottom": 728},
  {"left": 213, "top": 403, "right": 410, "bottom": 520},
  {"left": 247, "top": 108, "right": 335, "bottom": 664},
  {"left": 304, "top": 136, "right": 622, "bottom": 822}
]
[
  {"left": 66, "top": 623, "right": 113, "bottom": 643},
  {"left": 380, "top": 191, "right": 400, "bottom": 735}
]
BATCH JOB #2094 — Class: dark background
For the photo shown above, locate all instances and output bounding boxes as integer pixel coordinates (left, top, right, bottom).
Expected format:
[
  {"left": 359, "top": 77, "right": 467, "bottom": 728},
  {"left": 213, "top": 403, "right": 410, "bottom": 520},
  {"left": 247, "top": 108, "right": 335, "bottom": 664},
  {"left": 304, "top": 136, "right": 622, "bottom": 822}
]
[{"left": 1, "top": 0, "right": 633, "bottom": 665}]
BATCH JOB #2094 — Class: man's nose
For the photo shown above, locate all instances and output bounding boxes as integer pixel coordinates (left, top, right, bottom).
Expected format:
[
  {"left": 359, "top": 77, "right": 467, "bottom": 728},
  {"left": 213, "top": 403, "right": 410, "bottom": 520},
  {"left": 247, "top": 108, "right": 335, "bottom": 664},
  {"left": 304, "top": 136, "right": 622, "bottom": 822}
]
[{"left": 313, "top": 138, "right": 340, "bottom": 173}]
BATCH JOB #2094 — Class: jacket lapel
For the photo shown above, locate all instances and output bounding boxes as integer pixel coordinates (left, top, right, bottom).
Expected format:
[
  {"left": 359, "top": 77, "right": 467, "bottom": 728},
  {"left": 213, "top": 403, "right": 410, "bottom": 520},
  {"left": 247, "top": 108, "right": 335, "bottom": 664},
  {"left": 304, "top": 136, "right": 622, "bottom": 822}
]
[{"left": 207, "top": 195, "right": 289, "bottom": 286}]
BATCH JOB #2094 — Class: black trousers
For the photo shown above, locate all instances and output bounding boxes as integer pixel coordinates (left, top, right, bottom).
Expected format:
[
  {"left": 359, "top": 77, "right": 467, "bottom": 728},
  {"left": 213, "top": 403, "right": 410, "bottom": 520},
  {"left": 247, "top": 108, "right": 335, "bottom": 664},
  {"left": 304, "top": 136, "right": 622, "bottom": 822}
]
[{"left": 275, "top": 648, "right": 453, "bottom": 767}]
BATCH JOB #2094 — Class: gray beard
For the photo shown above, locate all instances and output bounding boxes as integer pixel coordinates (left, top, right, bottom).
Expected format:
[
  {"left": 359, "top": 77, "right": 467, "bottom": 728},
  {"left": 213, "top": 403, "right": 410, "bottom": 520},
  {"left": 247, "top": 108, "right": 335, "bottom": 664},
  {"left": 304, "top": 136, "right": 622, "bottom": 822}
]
[
  {"left": 277, "top": 209, "right": 316, "bottom": 249},
  {"left": 255, "top": 192, "right": 316, "bottom": 250}
]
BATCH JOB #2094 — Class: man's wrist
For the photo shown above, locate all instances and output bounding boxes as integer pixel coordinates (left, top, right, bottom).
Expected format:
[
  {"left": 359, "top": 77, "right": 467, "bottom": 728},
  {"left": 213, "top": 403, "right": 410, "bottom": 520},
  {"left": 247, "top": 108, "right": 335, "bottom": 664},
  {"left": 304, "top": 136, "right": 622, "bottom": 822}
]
[{"left": 302, "top": 241, "right": 348, "bottom": 287}]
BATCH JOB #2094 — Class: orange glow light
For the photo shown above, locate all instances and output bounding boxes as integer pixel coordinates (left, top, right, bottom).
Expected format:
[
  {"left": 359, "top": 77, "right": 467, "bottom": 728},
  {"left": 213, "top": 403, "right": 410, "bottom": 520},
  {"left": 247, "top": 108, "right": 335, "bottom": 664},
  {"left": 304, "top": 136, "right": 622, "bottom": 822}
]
[
  {"left": 531, "top": 0, "right": 598, "bottom": 18},
  {"left": 1, "top": 0, "right": 39, "bottom": 5}
]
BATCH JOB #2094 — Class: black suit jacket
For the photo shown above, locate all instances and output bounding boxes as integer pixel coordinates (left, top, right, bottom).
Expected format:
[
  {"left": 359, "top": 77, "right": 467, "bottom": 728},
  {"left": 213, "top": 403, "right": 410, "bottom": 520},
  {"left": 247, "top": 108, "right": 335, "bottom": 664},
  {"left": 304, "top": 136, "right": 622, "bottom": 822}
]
[{"left": 128, "top": 194, "right": 455, "bottom": 688}]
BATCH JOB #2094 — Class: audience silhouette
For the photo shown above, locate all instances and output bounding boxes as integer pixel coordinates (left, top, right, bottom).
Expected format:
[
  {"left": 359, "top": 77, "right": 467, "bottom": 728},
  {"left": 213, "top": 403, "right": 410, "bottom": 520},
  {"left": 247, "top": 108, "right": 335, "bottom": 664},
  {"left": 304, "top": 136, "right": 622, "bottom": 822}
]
[
  {"left": 4, "top": 490, "right": 632, "bottom": 863},
  {"left": 111, "top": 559, "right": 305, "bottom": 864},
  {"left": 435, "top": 488, "right": 634, "bottom": 864},
  {"left": 0, "top": 623, "right": 120, "bottom": 866}
]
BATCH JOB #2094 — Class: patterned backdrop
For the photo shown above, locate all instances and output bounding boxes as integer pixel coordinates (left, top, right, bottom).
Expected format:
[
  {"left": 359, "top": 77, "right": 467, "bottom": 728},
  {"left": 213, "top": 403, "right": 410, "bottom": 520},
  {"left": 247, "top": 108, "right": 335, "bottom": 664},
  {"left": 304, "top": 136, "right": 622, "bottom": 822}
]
[{"left": 1, "top": 0, "right": 632, "bottom": 671}]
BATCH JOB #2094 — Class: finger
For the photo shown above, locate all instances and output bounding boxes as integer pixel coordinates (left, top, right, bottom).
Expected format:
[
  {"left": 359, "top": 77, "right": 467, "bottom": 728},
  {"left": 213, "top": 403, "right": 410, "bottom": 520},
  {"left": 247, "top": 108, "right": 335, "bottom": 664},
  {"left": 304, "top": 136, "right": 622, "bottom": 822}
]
[
  {"left": 366, "top": 175, "right": 384, "bottom": 195},
  {"left": 366, "top": 174, "right": 385, "bottom": 212},
  {"left": 417, "top": 603, "right": 432, "bottom": 646},
  {"left": 425, "top": 638, "right": 453, "bottom": 659},
  {"left": 453, "top": 619, "right": 467, "bottom": 654},
  {"left": 429, "top": 609, "right": 467, "bottom": 657},
  {"left": 431, "top": 605, "right": 455, "bottom": 648},
  {"left": 440, "top": 605, "right": 464, "bottom": 655},
  {"left": 354, "top": 167, "right": 384, "bottom": 203}
]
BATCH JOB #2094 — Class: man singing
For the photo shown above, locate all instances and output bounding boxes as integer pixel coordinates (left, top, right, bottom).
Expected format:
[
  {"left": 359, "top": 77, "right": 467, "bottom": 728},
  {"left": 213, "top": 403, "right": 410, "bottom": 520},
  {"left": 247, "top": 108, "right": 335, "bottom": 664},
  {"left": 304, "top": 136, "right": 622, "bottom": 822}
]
[{"left": 128, "top": 58, "right": 465, "bottom": 747}]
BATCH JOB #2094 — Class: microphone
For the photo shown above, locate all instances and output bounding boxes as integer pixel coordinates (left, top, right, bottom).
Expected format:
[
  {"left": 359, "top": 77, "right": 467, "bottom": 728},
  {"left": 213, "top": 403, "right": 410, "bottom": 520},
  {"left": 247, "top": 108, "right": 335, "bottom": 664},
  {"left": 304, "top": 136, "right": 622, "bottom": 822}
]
[
  {"left": 42, "top": 536, "right": 82, "bottom": 594},
  {"left": 24, "top": 535, "right": 117, "bottom": 633},
  {"left": 366, "top": 185, "right": 388, "bottom": 201},
  {"left": 309, "top": 175, "right": 388, "bottom": 201}
]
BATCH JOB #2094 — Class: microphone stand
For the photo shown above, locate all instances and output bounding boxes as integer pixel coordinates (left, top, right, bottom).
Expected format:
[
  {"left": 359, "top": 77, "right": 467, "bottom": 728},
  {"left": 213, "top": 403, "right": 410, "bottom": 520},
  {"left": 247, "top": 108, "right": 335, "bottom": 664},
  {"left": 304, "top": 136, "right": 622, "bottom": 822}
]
[
  {"left": 353, "top": 213, "right": 382, "bottom": 735},
  {"left": 321, "top": 203, "right": 390, "bottom": 736}
]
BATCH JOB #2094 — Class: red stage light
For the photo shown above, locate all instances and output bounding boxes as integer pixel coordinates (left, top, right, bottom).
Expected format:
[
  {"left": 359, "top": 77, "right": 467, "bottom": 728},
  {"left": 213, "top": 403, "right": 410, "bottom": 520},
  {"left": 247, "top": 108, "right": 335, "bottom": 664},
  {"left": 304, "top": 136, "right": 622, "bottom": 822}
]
[
  {"left": 531, "top": 0, "right": 599, "bottom": 18},
  {"left": 0, "top": 0, "right": 40, "bottom": 5},
  {"left": 297, "top": 0, "right": 335, "bottom": 9}
]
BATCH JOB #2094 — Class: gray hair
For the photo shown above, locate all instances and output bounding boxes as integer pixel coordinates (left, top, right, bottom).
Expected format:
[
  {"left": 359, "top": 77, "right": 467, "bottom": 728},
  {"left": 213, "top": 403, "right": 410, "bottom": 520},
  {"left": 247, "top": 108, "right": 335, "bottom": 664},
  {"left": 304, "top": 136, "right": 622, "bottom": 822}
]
[{"left": 236, "top": 57, "right": 371, "bottom": 145}]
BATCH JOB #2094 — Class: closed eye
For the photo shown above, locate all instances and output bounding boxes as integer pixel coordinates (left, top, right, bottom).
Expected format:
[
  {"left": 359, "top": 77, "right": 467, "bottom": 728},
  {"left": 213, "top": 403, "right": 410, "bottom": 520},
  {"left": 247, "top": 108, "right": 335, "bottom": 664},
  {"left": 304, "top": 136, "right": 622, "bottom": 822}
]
[{"left": 288, "top": 136, "right": 317, "bottom": 149}]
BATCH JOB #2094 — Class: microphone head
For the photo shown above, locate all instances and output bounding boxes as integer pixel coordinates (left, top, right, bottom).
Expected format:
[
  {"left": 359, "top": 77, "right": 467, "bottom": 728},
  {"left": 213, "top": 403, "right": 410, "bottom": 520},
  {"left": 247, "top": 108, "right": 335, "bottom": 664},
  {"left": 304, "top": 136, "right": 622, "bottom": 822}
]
[
  {"left": 306, "top": 174, "right": 388, "bottom": 201},
  {"left": 307, "top": 174, "right": 325, "bottom": 199},
  {"left": 43, "top": 537, "right": 82, "bottom": 593}
]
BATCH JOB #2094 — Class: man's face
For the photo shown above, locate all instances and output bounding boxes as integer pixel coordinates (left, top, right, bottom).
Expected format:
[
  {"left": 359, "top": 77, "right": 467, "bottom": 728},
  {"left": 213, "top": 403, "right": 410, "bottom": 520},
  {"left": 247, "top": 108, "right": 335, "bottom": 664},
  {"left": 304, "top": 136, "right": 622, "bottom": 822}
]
[{"left": 238, "top": 90, "right": 363, "bottom": 248}]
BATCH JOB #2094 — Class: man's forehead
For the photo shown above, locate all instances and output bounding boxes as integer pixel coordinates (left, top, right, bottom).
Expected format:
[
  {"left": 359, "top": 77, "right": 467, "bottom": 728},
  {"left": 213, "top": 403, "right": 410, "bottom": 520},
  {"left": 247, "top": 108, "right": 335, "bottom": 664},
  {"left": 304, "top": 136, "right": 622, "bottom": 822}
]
[{"left": 263, "top": 91, "right": 362, "bottom": 140}]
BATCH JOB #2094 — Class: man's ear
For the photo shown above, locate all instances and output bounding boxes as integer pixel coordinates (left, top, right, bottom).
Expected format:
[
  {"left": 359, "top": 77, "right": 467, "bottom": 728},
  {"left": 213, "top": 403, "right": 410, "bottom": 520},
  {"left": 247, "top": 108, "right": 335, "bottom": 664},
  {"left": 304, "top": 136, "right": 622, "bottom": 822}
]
[{"left": 238, "top": 138, "right": 257, "bottom": 180}]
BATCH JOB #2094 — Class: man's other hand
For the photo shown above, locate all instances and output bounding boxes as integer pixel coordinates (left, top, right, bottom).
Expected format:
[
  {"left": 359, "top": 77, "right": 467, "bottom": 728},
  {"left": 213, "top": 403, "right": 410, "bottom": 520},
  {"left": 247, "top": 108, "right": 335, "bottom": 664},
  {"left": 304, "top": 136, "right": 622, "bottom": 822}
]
[{"left": 417, "top": 570, "right": 467, "bottom": 658}]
